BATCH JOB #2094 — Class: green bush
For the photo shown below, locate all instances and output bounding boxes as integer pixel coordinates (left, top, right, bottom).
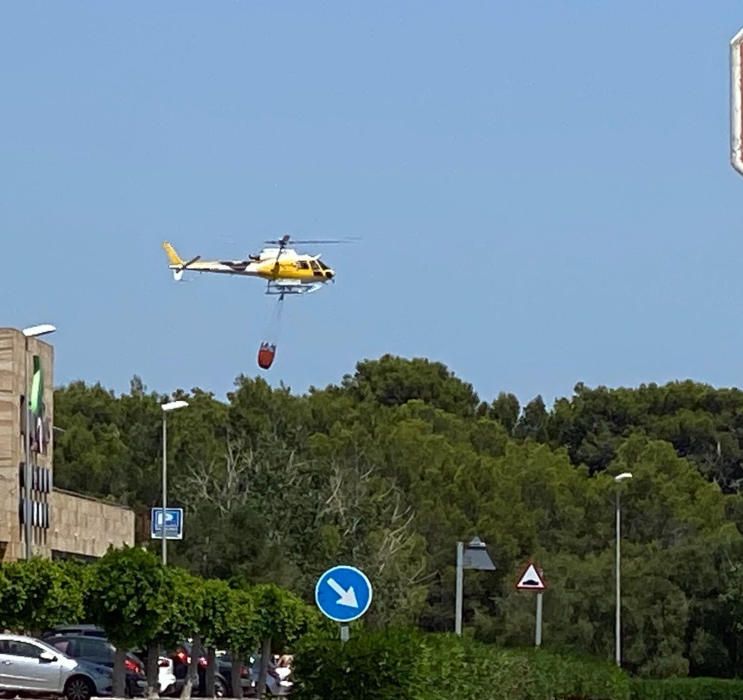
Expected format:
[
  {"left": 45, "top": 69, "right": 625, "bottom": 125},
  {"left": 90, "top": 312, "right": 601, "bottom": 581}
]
[
  {"left": 416, "top": 633, "right": 528, "bottom": 699},
  {"left": 293, "top": 628, "right": 631, "bottom": 700},
  {"left": 419, "top": 636, "right": 630, "bottom": 700},
  {"left": 292, "top": 628, "right": 425, "bottom": 700},
  {"left": 522, "top": 647, "right": 631, "bottom": 700},
  {"left": 632, "top": 678, "right": 743, "bottom": 700}
]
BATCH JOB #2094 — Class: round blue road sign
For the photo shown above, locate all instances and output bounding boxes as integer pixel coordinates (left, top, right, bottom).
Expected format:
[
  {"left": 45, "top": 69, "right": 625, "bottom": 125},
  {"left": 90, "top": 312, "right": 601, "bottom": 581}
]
[{"left": 315, "top": 565, "right": 373, "bottom": 623}]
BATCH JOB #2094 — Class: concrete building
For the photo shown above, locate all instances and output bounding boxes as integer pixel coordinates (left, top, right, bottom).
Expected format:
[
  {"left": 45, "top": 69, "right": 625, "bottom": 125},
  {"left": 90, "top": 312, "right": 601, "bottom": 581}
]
[{"left": 0, "top": 327, "right": 134, "bottom": 561}]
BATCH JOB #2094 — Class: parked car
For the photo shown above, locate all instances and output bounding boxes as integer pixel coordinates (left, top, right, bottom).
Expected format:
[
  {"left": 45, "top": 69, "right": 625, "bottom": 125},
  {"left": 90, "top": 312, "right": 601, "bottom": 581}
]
[
  {"left": 161, "top": 643, "right": 203, "bottom": 696},
  {"left": 163, "top": 642, "right": 251, "bottom": 698},
  {"left": 42, "top": 626, "right": 175, "bottom": 696},
  {"left": 217, "top": 652, "right": 291, "bottom": 697},
  {"left": 200, "top": 652, "right": 251, "bottom": 698},
  {"left": 156, "top": 655, "right": 179, "bottom": 696},
  {"left": 44, "top": 635, "right": 146, "bottom": 697},
  {"left": 0, "top": 634, "right": 113, "bottom": 700},
  {"left": 246, "top": 653, "right": 293, "bottom": 697},
  {"left": 41, "top": 625, "right": 105, "bottom": 639}
]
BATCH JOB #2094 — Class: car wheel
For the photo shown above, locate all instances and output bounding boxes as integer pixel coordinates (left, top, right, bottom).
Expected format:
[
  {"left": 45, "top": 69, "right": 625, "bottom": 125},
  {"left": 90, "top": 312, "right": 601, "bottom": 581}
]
[
  {"left": 64, "top": 676, "right": 95, "bottom": 700},
  {"left": 214, "top": 677, "right": 227, "bottom": 698}
]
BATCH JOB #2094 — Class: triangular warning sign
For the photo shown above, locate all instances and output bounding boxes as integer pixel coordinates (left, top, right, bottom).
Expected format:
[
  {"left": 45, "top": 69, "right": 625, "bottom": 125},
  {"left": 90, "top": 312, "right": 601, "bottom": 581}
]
[{"left": 516, "top": 563, "right": 546, "bottom": 591}]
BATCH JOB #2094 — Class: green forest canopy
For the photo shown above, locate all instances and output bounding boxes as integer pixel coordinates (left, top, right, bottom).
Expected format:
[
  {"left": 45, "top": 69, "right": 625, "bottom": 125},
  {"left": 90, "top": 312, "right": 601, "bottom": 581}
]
[{"left": 52, "top": 354, "right": 743, "bottom": 679}]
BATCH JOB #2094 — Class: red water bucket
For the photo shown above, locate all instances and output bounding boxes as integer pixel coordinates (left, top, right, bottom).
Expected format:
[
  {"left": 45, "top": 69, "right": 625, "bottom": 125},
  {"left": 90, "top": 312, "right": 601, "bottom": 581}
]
[{"left": 257, "top": 342, "right": 276, "bottom": 369}]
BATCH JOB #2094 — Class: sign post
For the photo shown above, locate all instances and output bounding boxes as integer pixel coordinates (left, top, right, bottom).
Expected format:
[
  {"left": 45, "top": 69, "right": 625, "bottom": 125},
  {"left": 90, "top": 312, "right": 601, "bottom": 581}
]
[
  {"left": 315, "top": 565, "right": 373, "bottom": 644},
  {"left": 535, "top": 592, "right": 543, "bottom": 647},
  {"left": 516, "top": 562, "right": 547, "bottom": 647},
  {"left": 455, "top": 542, "right": 464, "bottom": 635}
]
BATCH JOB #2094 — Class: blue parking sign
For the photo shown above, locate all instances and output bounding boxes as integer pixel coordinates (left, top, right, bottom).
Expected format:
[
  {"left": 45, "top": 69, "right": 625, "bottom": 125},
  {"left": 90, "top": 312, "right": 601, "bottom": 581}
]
[
  {"left": 151, "top": 508, "right": 183, "bottom": 540},
  {"left": 315, "top": 565, "right": 373, "bottom": 623}
]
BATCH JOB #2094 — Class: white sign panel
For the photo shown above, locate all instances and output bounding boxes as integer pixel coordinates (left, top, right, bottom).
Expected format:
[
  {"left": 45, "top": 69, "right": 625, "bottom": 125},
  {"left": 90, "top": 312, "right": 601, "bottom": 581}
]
[
  {"left": 731, "top": 27, "right": 743, "bottom": 175},
  {"left": 516, "top": 563, "right": 546, "bottom": 591}
]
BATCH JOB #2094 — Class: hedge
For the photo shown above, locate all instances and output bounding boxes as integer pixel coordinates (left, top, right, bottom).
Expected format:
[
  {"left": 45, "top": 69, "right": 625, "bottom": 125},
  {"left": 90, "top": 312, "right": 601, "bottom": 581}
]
[
  {"left": 631, "top": 678, "right": 743, "bottom": 700},
  {"left": 292, "top": 628, "right": 631, "bottom": 700},
  {"left": 291, "top": 628, "right": 419, "bottom": 700}
]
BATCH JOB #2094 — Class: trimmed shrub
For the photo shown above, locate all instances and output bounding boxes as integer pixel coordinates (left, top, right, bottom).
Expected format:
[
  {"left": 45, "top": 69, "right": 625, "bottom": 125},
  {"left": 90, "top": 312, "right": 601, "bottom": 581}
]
[
  {"left": 417, "top": 633, "right": 531, "bottom": 700},
  {"left": 293, "top": 628, "right": 631, "bottom": 700},
  {"left": 632, "top": 678, "right": 743, "bottom": 700},
  {"left": 419, "top": 635, "right": 630, "bottom": 700},
  {"left": 521, "top": 647, "right": 631, "bottom": 700},
  {"left": 292, "top": 628, "right": 425, "bottom": 700}
]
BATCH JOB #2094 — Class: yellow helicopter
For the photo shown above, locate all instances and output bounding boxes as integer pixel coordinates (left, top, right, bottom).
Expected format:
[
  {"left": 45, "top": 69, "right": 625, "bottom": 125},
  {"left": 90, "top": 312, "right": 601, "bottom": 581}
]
[{"left": 162, "top": 235, "right": 339, "bottom": 297}]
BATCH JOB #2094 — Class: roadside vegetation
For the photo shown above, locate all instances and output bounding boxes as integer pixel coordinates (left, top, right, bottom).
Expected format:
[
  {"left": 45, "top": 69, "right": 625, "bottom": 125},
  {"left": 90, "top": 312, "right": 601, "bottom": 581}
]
[
  {"left": 50, "top": 355, "right": 743, "bottom": 691},
  {"left": 2, "top": 553, "right": 711, "bottom": 700}
]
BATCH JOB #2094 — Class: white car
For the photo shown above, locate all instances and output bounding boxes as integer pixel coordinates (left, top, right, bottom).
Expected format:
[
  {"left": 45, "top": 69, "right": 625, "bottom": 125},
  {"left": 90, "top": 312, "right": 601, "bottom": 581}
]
[
  {"left": 0, "top": 634, "right": 113, "bottom": 700},
  {"left": 157, "top": 656, "right": 177, "bottom": 696},
  {"left": 246, "top": 655, "right": 293, "bottom": 696}
]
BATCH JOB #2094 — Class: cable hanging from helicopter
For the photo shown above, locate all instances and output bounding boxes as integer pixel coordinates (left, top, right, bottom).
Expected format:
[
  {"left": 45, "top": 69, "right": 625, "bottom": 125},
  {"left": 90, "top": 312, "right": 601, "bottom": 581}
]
[{"left": 257, "top": 294, "right": 285, "bottom": 371}]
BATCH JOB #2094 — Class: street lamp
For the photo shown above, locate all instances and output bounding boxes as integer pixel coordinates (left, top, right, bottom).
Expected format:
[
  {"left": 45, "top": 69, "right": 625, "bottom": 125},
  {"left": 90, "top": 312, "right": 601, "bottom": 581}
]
[
  {"left": 614, "top": 472, "right": 632, "bottom": 666},
  {"left": 21, "top": 324, "right": 56, "bottom": 560},
  {"left": 160, "top": 400, "right": 188, "bottom": 565},
  {"left": 455, "top": 536, "right": 496, "bottom": 635}
]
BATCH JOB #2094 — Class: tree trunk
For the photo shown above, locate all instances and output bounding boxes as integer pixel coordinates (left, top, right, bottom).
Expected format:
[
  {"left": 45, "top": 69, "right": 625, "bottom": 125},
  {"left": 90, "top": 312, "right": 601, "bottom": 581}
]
[
  {"left": 230, "top": 651, "right": 243, "bottom": 699},
  {"left": 205, "top": 646, "right": 216, "bottom": 698},
  {"left": 255, "top": 638, "right": 271, "bottom": 700},
  {"left": 146, "top": 643, "right": 161, "bottom": 699},
  {"left": 180, "top": 636, "right": 202, "bottom": 700},
  {"left": 113, "top": 647, "right": 128, "bottom": 698}
]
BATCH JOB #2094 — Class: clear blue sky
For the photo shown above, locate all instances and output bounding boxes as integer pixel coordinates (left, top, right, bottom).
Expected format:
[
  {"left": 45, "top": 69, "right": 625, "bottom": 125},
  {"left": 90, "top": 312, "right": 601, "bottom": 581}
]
[{"left": 3, "top": 2, "right": 743, "bottom": 407}]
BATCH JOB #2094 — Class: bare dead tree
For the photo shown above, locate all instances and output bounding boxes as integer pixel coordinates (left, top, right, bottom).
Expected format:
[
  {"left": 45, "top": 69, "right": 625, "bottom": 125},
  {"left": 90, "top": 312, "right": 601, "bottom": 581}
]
[{"left": 178, "top": 431, "right": 430, "bottom": 623}]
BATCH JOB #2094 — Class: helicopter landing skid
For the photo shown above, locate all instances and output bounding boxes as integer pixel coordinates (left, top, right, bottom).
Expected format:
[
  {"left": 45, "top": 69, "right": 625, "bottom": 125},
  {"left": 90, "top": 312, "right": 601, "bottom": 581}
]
[{"left": 265, "top": 281, "right": 323, "bottom": 298}]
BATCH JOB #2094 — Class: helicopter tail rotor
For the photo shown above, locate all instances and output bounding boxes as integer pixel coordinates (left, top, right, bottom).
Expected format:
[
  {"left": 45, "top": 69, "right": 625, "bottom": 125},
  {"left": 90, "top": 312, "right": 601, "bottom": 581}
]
[{"left": 172, "top": 254, "right": 201, "bottom": 280}]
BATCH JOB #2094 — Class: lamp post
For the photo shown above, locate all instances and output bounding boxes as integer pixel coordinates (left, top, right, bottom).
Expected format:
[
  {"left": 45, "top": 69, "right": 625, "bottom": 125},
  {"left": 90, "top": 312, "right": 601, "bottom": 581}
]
[
  {"left": 455, "top": 536, "right": 496, "bottom": 635},
  {"left": 614, "top": 471, "right": 632, "bottom": 667},
  {"left": 21, "top": 324, "right": 56, "bottom": 560},
  {"left": 160, "top": 400, "right": 188, "bottom": 565}
]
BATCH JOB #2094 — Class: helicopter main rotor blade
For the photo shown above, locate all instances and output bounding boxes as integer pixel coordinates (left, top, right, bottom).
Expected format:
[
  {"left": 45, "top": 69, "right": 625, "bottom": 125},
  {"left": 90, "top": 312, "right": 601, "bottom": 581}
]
[{"left": 263, "top": 238, "right": 359, "bottom": 245}]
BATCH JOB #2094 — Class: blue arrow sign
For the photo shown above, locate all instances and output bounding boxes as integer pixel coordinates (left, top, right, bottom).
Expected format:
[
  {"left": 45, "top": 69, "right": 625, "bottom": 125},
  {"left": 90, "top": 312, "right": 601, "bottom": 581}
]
[
  {"left": 315, "top": 565, "right": 373, "bottom": 623},
  {"left": 151, "top": 508, "right": 184, "bottom": 540}
]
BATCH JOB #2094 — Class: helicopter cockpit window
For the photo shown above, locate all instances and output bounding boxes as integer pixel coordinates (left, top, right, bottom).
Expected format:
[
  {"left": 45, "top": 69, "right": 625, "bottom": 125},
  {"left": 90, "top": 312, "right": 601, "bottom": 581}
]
[
  {"left": 296, "top": 261, "right": 310, "bottom": 270},
  {"left": 309, "top": 260, "right": 321, "bottom": 271}
]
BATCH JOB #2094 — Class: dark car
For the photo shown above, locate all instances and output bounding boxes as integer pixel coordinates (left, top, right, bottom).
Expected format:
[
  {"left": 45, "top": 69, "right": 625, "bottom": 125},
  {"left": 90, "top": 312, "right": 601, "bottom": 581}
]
[
  {"left": 207, "top": 655, "right": 251, "bottom": 698},
  {"left": 43, "top": 635, "right": 146, "bottom": 698},
  {"left": 164, "top": 643, "right": 202, "bottom": 696},
  {"left": 168, "top": 643, "right": 252, "bottom": 698},
  {"left": 43, "top": 625, "right": 106, "bottom": 639}
]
